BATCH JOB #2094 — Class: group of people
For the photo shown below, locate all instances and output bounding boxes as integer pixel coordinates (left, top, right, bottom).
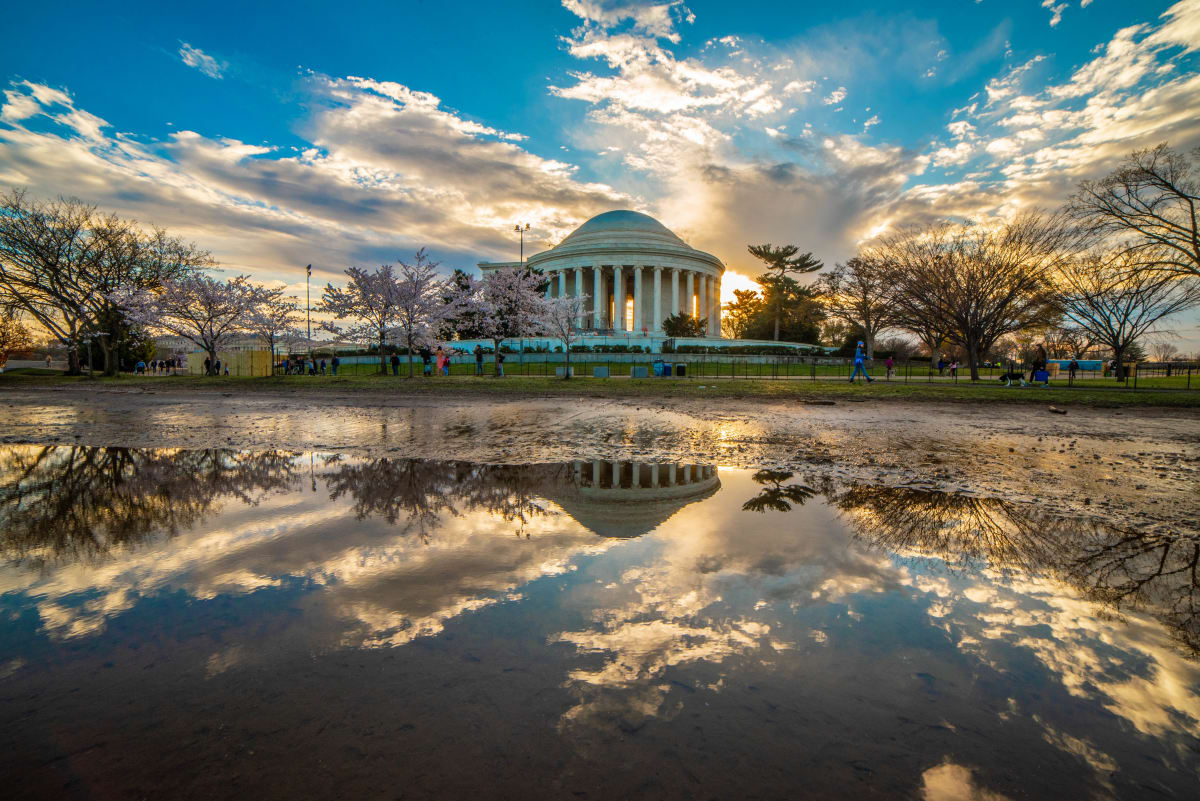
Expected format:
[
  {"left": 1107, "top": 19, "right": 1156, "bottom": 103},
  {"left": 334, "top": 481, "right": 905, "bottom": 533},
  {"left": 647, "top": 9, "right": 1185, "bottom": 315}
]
[
  {"left": 935, "top": 358, "right": 961, "bottom": 378},
  {"left": 133, "top": 357, "right": 183, "bottom": 374},
  {"left": 390, "top": 345, "right": 506, "bottom": 377},
  {"left": 278, "top": 356, "right": 341, "bottom": 376}
]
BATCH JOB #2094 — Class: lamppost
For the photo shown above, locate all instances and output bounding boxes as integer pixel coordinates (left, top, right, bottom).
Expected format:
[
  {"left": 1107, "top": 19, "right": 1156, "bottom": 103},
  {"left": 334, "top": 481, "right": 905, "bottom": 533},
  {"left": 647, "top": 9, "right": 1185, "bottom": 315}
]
[
  {"left": 514, "top": 223, "right": 530, "bottom": 263},
  {"left": 305, "top": 264, "right": 312, "bottom": 362},
  {"left": 514, "top": 223, "right": 530, "bottom": 363}
]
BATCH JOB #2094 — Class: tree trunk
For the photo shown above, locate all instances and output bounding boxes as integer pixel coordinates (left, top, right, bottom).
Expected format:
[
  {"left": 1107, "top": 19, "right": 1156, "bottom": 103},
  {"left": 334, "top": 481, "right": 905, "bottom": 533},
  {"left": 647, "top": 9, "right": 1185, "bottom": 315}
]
[
  {"left": 100, "top": 337, "right": 120, "bottom": 377},
  {"left": 493, "top": 339, "right": 503, "bottom": 377},
  {"left": 407, "top": 335, "right": 415, "bottom": 378},
  {"left": 967, "top": 343, "right": 981, "bottom": 381},
  {"left": 206, "top": 346, "right": 218, "bottom": 376},
  {"left": 378, "top": 331, "right": 387, "bottom": 375},
  {"left": 1113, "top": 346, "right": 1125, "bottom": 380},
  {"left": 773, "top": 306, "right": 780, "bottom": 341},
  {"left": 564, "top": 343, "right": 571, "bottom": 380}
]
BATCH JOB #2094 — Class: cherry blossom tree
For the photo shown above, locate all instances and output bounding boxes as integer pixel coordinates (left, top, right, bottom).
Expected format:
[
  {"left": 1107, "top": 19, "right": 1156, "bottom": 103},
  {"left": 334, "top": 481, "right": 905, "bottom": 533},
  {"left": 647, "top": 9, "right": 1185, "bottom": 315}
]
[
  {"left": 245, "top": 285, "right": 302, "bottom": 367},
  {"left": 537, "top": 296, "right": 587, "bottom": 379},
  {"left": 391, "top": 249, "right": 456, "bottom": 378},
  {"left": 111, "top": 274, "right": 260, "bottom": 374},
  {"left": 321, "top": 265, "right": 405, "bottom": 375},
  {"left": 465, "top": 267, "right": 547, "bottom": 376}
]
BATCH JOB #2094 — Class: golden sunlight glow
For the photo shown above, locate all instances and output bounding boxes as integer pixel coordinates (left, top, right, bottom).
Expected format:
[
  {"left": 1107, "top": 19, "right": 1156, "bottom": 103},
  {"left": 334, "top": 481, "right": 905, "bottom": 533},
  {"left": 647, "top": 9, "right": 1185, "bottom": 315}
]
[{"left": 721, "top": 270, "right": 759, "bottom": 306}]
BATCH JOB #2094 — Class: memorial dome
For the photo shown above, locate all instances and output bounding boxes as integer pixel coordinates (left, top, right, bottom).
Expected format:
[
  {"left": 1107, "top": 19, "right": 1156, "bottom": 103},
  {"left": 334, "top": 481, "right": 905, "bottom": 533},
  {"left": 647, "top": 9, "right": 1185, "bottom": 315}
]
[{"left": 559, "top": 210, "right": 688, "bottom": 249}]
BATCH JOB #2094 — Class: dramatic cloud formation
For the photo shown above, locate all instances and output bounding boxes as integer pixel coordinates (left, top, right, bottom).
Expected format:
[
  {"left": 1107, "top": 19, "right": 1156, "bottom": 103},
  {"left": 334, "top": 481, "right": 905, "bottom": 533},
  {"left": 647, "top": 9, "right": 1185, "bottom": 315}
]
[{"left": 1, "top": 0, "right": 1198, "bottom": 343}]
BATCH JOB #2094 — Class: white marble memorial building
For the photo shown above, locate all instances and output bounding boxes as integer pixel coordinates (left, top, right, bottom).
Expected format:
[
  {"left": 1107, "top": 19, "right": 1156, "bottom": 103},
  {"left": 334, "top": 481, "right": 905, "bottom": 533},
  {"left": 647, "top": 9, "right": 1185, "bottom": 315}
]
[{"left": 479, "top": 210, "right": 724, "bottom": 338}]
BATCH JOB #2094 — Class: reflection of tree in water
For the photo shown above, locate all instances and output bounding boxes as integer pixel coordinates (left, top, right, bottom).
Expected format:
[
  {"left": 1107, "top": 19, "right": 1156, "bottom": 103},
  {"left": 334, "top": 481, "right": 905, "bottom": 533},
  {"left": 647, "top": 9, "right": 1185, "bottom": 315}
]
[
  {"left": 322, "top": 460, "right": 563, "bottom": 539},
  {"left": 0, "top": 445, "right": 301, "bottom": 567},
  {"left": 832, "top": 485, "right": 1200, "bottom": 657},
  {"left": 741, "top": 470, "right": 817, "bottom": 513}
]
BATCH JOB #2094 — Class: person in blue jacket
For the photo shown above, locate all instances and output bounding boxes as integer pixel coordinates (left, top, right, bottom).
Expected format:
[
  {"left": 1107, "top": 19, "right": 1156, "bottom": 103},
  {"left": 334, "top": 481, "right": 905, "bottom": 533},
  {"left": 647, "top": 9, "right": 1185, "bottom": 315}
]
[{"left": 849, "top": 340, "right": 874, "bottom": 383}]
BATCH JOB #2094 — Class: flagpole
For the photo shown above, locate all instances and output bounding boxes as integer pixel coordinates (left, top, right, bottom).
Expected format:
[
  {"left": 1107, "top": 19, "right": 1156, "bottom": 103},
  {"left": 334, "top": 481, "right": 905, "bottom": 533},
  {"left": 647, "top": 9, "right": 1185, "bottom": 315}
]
[{"left": 306, "top": 264, "right": 312, "bottom": 362}]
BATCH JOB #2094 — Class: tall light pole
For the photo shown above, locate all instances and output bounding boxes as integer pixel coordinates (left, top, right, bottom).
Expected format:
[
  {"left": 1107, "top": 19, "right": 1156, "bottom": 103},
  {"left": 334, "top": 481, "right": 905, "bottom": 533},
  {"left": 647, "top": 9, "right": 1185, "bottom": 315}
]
[
  {"left": 514, "top": 223, "right": 530, "bottom": 263},
  {"left": 305, "top": 264, "right": 312, "bottom": 361}
]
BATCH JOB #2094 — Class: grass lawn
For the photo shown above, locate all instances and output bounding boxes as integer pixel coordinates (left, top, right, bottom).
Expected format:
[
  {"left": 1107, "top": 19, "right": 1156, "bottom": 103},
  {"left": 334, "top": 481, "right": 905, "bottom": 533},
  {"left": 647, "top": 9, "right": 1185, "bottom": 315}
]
[{"left": 3, "top": 368, "right": 1198, "bottom": 408}]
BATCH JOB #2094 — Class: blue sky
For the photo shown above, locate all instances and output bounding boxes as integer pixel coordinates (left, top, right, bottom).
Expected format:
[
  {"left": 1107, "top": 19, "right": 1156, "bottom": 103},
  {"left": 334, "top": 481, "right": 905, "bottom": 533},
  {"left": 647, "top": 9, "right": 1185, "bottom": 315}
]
[{"left": 2, "top": 1, "right": 1199, "bottom": 346}]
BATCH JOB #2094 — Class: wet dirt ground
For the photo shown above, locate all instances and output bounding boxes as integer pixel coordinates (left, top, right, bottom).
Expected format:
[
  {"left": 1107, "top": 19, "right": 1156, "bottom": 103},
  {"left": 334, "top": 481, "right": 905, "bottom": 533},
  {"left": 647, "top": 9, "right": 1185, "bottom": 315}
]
[{"left": 2, "top": 386, "right": 1197, "bottom": 535}]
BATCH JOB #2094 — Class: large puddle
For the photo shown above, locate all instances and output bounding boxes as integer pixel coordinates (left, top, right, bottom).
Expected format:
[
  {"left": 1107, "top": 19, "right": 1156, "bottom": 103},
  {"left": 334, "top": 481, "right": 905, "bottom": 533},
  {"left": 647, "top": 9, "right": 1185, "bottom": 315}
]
[{"left": 1, "top": 445, "right": 1197, "bottom": 800}]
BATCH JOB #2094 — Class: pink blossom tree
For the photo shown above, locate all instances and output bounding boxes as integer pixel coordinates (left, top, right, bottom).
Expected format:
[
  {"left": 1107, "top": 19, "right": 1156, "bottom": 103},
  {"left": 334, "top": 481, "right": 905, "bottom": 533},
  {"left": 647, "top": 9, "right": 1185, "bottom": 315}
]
[
  {"left": 110, "top": 274, "right": 260, "bottom": 374},
  {"left": 465, "top": 267, "right": 548, "bottom": 376},
  {"left": 537, "top": 296, "right": 587, "bottom": 379},
  {"left": 321, "top": 265, "right": 405, "bottom": 375},
  {"left": 245, "top": 286, "right": 302, "bottom": 368},
  {"left": 391, "top": 249, "right": 458, "bottom": 377}
]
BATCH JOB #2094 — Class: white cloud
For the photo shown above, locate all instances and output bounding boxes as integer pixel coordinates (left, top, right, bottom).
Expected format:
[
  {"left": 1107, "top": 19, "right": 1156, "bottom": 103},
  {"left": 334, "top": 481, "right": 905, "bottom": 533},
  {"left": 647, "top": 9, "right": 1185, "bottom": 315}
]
[
  {"left": 823, "top": 86, "right": 847, "bottom": 105},
  {"left": 178, "top": 43, "right": 224, "bottom": 79},
  {"left": 1042, "top": 0, "right": 1068, "bottom": 28},
  {"left": 561, "top": 0, "right": 692, "bottom": 42}
]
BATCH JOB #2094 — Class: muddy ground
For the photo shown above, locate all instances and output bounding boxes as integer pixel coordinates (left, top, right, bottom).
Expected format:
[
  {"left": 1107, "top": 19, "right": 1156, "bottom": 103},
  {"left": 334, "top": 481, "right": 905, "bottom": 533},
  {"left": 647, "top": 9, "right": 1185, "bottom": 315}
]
[{"left": 1, "top": 386, "right": 1196, "bottom": 535}]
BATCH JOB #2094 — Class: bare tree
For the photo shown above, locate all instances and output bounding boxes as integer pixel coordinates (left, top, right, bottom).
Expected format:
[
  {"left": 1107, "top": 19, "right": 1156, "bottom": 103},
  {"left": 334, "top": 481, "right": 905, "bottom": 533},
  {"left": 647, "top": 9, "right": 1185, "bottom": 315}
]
[
  {"left": 816, "top": 256, "right": 894, "bottom": 358},
  {"left": 870, "top": 212, "right": 1073, "bottom": 380},
  {"left": 1057, "top": 250, "right": 1200, "bottom": 379},
  {"left": 0, "top": 190, "right": 205, "bottom": 375},
  {"left": 1151, "top": 341, "right": 1180, "bottom": 363},
  {"left": 537, "top": 295, "right": 587, "bottom": 379},
  {"left": 112, "top": 274, "right": 261, "bottom": 374},
  {"left": 746, "top": 244, "right": 823, "bottom": 340},
  {"left": 391, "top": 249, "right": 455, "bottom": 378},
  {"left": 321, "top": 265, "right": 405, "bottom": 375},
  {"left": 1069, "top": 143, "right": 1200, "bottom": 279},
  {"left": 245, "top": 285, "right": 302, "bottom": 368}
]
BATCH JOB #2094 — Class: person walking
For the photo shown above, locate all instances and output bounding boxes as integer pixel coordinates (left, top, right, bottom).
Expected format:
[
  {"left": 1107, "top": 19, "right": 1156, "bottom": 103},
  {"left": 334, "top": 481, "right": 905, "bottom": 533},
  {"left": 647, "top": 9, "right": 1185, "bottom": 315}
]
[
  {"left": 331, "top": 355, "right": 340, "bottom": 376},
  {"left": 474, "top": 345, "right": 484, "bottom": 376},
  {"left": 1068, "top": 358, "right": 1078, "bottom": 381},
  {"left": 885, "top": 356, "right": 895, "bottom": 379},
  {"left": 214, "top": 358, "right": 222, "bottom": 376},
  {"left": 203, "top": 356, "right": 212, "bottom": 376},
  {"left": 390, "top": 353, "right": 401, "bottom": 376},
  {"left": 497, "top": 350, "right": 506, "bottom": 378},
  {"left": 937, "top": 357, "right": 946, "bottom": 376},
  {"left": 44, "top": 354, "right": 52, "bottom": 369},
  {"left": 849, "top": 341, "right": 873, "bottom": 383},
  {"left": 419, "top": 346, "right": 432, "bottom": 376},
  {"left": 320, "top": 358, "right": 327, "bottom": 376},
  {"left": 435, "top": 346, "right": 447, "bottom": 377},
  {"left": 949, "top": 360, "right": 958, "bottom": 379}
]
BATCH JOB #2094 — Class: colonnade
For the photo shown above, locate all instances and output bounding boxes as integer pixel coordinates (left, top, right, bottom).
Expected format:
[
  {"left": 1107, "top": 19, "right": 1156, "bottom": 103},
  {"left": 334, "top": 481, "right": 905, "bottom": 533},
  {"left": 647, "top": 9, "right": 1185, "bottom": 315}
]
[
  {"left": 544, "top": 265, "right": 721, "bottom": 336},
  {"left": 571, "top": 461, "right": 718, "bottom": 490}
]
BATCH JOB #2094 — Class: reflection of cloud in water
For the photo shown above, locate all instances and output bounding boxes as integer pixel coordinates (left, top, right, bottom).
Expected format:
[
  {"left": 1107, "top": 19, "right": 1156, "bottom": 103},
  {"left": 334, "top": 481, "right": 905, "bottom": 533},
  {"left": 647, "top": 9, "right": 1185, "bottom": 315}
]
[
  {"left": 553, "top": 470, "right": 905, "bottom": 729},
  {"left": 0, "top": 448, "right": 717, "bottom": 654},
  {"left": 921, "top": 761, "right": 1013, "bottom": 801},
  {"left": 834, "top": 484, "right": 1200, "bottom": 753}
]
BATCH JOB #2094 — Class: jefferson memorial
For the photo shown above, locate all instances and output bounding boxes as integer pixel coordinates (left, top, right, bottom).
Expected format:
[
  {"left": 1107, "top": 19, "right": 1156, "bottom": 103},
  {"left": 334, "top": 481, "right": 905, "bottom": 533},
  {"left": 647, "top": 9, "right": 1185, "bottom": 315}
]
[{"left": 479, "top": 210, "right": 725, "bottom": 340}]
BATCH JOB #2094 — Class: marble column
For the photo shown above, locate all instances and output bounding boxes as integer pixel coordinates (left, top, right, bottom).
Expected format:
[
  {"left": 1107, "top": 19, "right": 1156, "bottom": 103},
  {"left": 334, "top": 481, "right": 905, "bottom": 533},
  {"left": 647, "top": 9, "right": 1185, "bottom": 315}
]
[
  {"left": 671, "top": 269, "right": 680, "bottom": 318},
  {"left": 652, "top": 266, "right": 663, "bottom": 333},
  {"left": 631, "top": 461, "right": 641, "bottom": 488},
  {"left": 613, "top": 266, "right": 625, "bottom": 332},
  {"left": 611, "top": 460, "right": 621, "bottom": 488},
  {"left": 712, "top": 277, "right": 721, "bottom": 335},
  {"left": 574, "top": 266, "right": 584, "bottom": 328},
  {"left": 685, "top": 271, "right": 695, "bottom": 319},
  {"left": 667, "top": 464, "right": 677, "bottom": 486},
  {"left": 592, "top": 460, "right": 602, "bottom": 486},
  {"left": 683, "top": 465, "right": 692, "bottom": 483},
  {"left": 593, "top": 265, "right": 604, "bottom": 329},
  {"left": 650, "top": 463, "right": 660, "bottom": 487},
  {"left": 633, "top": 266, "right": 643, "bottom": 335},
  {"left": 557, "top": 269, "right": 566, "bottom": 300}
]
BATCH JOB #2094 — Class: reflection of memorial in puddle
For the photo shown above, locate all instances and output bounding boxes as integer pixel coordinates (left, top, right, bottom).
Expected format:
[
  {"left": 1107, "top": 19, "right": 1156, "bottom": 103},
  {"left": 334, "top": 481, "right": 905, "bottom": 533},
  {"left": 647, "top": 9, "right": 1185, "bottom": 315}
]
[
  {"left": 0, "top": 446, "right": 721, "bottom": 655},
  {"left": 545, "top": 460, "right": 719, "bottom": 538}
]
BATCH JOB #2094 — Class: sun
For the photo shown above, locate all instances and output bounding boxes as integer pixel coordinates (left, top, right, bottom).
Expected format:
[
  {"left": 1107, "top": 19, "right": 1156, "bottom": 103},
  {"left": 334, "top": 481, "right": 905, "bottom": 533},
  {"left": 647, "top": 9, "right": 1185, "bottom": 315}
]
[{"left": 720, "top": 270, "right": 760, "bottom": 306}]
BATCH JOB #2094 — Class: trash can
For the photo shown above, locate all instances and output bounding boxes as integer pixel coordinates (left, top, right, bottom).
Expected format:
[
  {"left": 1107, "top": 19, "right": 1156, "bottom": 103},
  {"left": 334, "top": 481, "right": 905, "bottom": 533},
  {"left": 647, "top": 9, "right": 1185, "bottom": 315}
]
[
  {"left": 675, "top": 363, "right": 686, "bottom": 377},
  {"left": 652, "top": 360, "right": 664, "bottom": 377}
]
